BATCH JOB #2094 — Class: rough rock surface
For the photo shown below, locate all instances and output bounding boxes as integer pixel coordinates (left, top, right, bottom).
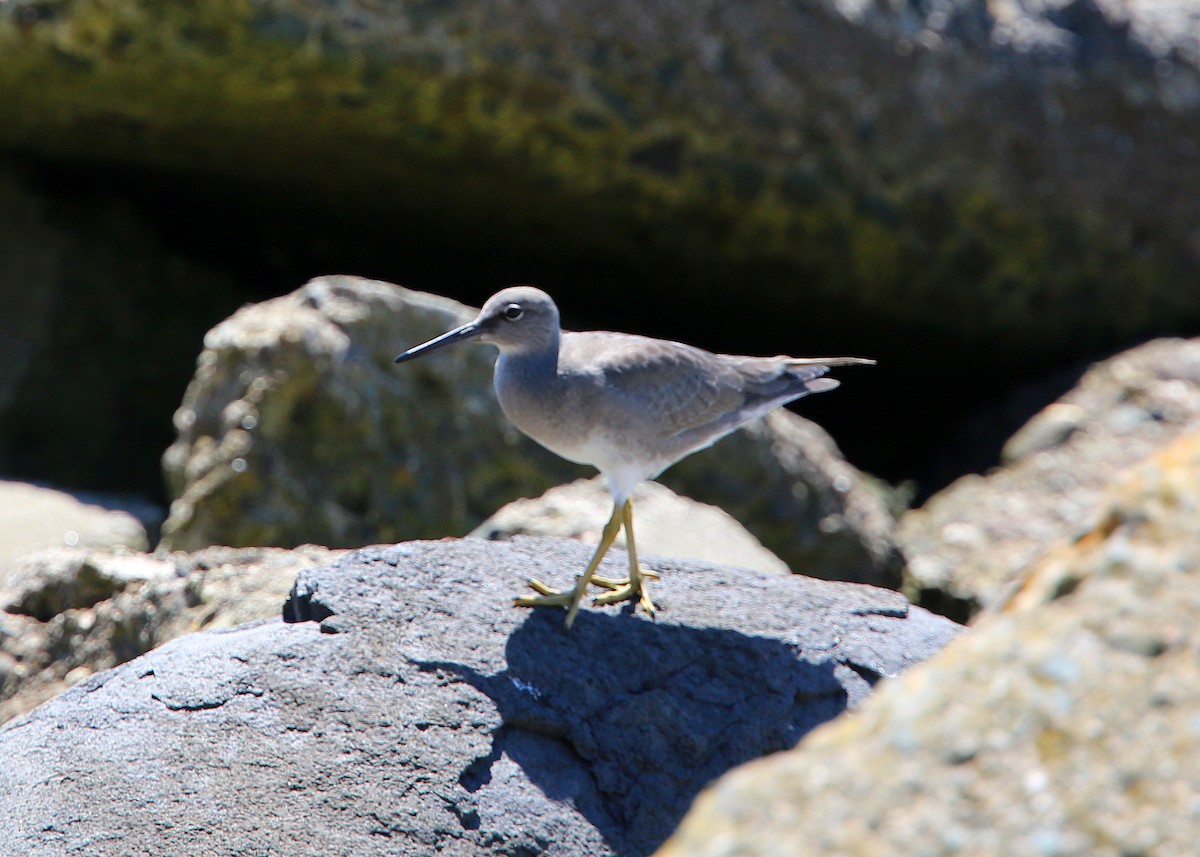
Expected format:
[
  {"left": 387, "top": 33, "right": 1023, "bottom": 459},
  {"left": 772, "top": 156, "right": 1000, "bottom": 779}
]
[
  {"left": 658, "top": 430, "right": 1200, "bottom": 857},
  {"left": 0, "top": 538, "right": 960, "bottom": 856},
  {"left": 0, "top": 480, "right": 157, "bottom": 584},
  {"left": 0, "top": 545, "right": 341, "bottom": 725},
  {"left": 899, "top": 337, "right": 1200, "bottom": 618},
  {"left": 162, "top": 276, "right": 902, "bottom": 588},
  {"left": 473, "top": 477, "right": 790, "bottom": 576},
  {"left": 0, "top": 0, "right": 1197, "bottom": 374},
  {"left": 667, "top": 409, "right": 901, "bottom": 587},
  {"left": 3, "top": 0, "right": 1200, "bottom": 519},
  {"left": 160, "top": 275, "right": 582, "bottom": 551}
]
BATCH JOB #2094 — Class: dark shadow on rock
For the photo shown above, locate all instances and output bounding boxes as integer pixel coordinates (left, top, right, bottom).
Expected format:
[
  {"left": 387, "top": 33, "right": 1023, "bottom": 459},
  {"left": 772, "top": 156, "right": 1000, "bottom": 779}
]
[{"left": 417, "top": 608, "right": 847, "bottom": 857}]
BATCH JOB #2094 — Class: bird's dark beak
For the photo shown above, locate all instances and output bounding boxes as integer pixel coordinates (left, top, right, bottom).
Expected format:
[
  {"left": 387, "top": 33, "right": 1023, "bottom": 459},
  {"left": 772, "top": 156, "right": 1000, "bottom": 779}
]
[{"left": 393, "top": 320, "right": 482, "bottom": 364}]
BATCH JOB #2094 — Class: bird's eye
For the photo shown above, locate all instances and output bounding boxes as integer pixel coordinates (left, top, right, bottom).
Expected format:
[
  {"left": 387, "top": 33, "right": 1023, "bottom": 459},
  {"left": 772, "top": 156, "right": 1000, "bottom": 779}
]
[{"left": 503, "top": 304, "right": 524, "bottom": 321}]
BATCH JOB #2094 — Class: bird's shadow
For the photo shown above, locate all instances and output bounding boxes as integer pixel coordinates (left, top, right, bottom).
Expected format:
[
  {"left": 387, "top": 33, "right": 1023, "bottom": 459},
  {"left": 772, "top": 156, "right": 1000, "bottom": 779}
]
[{"left": 416, "top": 608, "right": 848, "bottom": 856}]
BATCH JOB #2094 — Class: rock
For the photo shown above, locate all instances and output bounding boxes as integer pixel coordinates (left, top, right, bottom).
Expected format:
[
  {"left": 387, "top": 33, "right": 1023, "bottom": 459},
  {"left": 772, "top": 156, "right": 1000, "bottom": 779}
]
[
  {"left": 0, "top": 480, "right": 157, "bottom": 587},
  {"left": 899, "top": 337, "right": 1200, "bottom": 619},
  {"left": 657, "top": 430, "right": 1200, "bottom": 857},
  {"left": 0, "top": 0, "right": 1197, "bottom": 385},
  {"left": 0, "top": 545, "right": 341, "bottom": 726},
  {"left": 162, "top": 277, "right": 902, "bottom": 588},
  {"left": 473, "top": 477, "right": 791, "bottom": 576},
  {"left": 2, "top": 550, "right": 174, "bottom": 621},
  {"left": 160, "top": 275, "right": 582, "bottom": 551},
  {"left": 4, "top": 0, "right": 1200, "bottom": 525},
  {"left": 663, "top": 410, "right": 903, "bottom": 588},
  {"left": 0, "top": 538, "right": 960, "bottom": 855}
]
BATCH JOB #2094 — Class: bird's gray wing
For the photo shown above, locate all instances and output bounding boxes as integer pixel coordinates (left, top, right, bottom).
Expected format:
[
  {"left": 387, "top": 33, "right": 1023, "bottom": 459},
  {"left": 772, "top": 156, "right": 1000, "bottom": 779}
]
[{"left": 564, "top": 332, "right": 822, "bottom": 437}]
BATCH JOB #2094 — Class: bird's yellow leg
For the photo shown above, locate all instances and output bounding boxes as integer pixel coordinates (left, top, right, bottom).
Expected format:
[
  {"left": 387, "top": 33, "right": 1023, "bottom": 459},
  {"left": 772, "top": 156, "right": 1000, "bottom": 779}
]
[
  {"left": 593, "top": 499, "right": 657, "bottom": 617},
  {"left": 513, "top": 501, "right": 624, "bottom": 628}
]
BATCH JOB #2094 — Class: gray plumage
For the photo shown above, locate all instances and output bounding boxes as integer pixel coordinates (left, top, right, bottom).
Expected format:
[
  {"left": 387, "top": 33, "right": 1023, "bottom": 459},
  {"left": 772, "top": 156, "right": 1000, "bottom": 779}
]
[
  {"left": 395, "top": 286, "right": 870, "bottom": 498},
  {"left": 394, "top": 285, "right": 873, "bottom": 626}
]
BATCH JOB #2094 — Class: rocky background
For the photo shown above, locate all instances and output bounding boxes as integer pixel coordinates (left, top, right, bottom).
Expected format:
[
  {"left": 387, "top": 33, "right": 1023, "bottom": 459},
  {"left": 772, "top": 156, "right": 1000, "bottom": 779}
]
[{"left": 1, "top": 0, "right": 1199, "bottom": 854}]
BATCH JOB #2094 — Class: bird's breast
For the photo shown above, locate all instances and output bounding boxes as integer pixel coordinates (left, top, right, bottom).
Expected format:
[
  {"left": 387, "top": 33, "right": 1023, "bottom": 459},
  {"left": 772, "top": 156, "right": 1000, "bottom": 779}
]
[{"left": 494, "top": 360, "right": 597, "bottom": 466}]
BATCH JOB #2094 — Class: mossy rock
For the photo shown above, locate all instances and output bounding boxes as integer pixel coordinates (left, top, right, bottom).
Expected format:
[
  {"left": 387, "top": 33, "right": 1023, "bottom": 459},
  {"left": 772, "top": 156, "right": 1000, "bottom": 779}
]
[{"left": 0, "top": 0, "right": 1195, "bottom": 370}]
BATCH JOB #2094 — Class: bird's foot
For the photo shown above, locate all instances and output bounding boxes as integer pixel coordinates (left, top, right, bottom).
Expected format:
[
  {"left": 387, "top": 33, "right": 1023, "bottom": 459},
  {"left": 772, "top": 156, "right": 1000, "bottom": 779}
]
[
  {"left": 592, "top": 569, "right": 660, "bottom": 589},
  {"left": 513, "top": 577, "right": 592, "bottom": 627},
  {"left": 513, "top": 577, "right": 574, "bottom": 607},
  {"left": 592, "top": 571, "right": 657, "bottom": 617}
]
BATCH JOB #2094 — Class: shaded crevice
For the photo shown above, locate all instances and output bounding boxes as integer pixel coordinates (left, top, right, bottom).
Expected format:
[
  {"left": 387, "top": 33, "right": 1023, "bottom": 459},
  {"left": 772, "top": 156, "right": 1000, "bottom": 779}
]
[
  {"left": 282, "top": 582, "right": 334, "bottom": 624},
  {"left": 151, "top": 693, "right": 230, "bottom": 712},
  {"left": 841, "top": 661, "right": 884, "bottom": 688},
  {"left": 912, "top": 585, "right": 977, "bottom": 625},
  {"left": 849, "top": 604, "right": 908, "bottom": 618},
  {"left": 150, "top": 684, "right": 264, "bottom": 712},
  {"left": 459, "top": 726, "right": 507, "bottom": 793}
]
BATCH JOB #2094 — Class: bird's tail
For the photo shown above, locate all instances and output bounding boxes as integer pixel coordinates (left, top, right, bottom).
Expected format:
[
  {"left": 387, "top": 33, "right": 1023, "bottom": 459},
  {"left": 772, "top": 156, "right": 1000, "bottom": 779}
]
[{"left": 786, "top": 356, "right": 876, "bottom": 367}]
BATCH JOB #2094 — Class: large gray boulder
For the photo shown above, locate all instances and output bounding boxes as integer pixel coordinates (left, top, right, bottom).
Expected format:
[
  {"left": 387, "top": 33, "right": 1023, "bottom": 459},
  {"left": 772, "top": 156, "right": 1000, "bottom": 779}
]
[
  {"left": 160, "top": 275, "right": 578, "bottom": 550},
  {"left": 0, "top": 538, "right": 960, "bottom": 856},
  {"left": 0, "top": 480, "right": 157, "bottom": 587},
  {"left": 0, "top": 545, "right": 342, "bottom": 725},
  {"left": 162, "top": 276, "right": 902, "bottom": 588},
  {"left": 899, "top": 337, "right": 1200, "bottom": 618},
  {"left": 658, "top": 430, "right": 1200, "bottom": 857}
]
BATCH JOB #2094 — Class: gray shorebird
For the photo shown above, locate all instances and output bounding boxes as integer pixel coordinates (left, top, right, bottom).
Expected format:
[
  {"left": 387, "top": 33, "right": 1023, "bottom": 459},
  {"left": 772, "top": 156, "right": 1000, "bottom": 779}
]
[{"left": 394, "top": 286, "right": 873, "bottom": 628}]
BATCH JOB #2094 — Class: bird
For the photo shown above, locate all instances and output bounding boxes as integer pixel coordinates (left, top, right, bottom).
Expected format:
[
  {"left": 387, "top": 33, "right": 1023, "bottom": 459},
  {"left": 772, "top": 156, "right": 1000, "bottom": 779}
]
[{"left": 394, "top": 286, "right": 873, "bottom": 628}]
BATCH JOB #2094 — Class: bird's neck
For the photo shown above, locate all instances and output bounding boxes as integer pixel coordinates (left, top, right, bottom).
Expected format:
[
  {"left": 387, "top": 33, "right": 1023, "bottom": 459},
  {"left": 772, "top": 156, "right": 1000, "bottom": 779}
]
[
  {"left": 496, "top": 335, "right": 560, "bottom": 380},
  {"left": 493, "top": 336, "right": 564, "bottom": 437}
]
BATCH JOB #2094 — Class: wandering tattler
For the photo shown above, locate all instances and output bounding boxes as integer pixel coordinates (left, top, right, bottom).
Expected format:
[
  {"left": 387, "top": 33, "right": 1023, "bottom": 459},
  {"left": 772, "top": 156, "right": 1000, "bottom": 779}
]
[{"left": 394, "top": 287, "right": 873, "bottom": 628}]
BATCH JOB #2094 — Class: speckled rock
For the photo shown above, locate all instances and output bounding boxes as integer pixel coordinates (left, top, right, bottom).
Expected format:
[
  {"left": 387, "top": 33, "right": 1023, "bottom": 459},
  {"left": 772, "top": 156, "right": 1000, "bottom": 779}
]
[
  {"left": 161, "top": 277, "right": 902, "bottom": 588},
  {"left": 0, "top": 480, "right": 157, "bottom": 586},
  {"left": 657, "top": 430, "right": 1200, "bottom": 857},
  {"left": 899, "top": 337, "right": 1200, "bottom": 619},
  {"left": 0, "top": 545, "right": 341, "bottom": 725},
  {"left": 159, "top": 275, "right": 580, "bottom": 551},
  {"left": 472, "top": 477, "right": 791, "bottom": 576},
  {"left": 0, "top": 537, "right": 960, "bottom": 856},
  {"left": 0, "top": 0, "right": 1197, "bottom": 376},
  {"left": 665, "top": 409, "right": 902, "bottom": 587}
]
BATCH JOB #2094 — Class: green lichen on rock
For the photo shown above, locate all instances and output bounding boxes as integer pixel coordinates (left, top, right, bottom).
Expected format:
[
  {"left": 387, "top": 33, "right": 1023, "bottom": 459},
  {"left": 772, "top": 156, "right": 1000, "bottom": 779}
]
[{"left": 1, "top": 0, "right": 1197, "bottom": 370}]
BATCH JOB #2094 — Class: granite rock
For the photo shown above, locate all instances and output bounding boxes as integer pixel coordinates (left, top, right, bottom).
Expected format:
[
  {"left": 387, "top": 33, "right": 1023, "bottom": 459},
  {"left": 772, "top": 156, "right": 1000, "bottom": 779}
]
[
  {"left": 658, "top": 431, "right": 1200, "bottom": 857},
  {"left": 0, "top": 480, "right": 157, "bottom": 586},
  {"left": 0, "top": 545, "right": 341, "bottom": 725},
  {"left": 162, "top": 277, "right": 902, "bottom": 588},
  {"left": 899, "top": 337, "right": 1200, "bottom": 618},
  {"left": 0, "top": 537, "right": 960, "bottom": 856},
  {"left": 159, "top": 275, "right": 581, "bottom": 551},
  {"left": 473, "top": 477, "right": 791, "bottom": 576}
]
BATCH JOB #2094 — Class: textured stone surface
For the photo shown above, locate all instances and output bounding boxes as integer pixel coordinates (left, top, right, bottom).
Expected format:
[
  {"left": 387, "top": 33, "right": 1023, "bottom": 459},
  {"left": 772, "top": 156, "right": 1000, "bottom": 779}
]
[
  {"left": 162, "top": 276, "right": 901, "bottom": 588},
  {"left": 159, "top": 275, "right": 582, "bottom": 550},
  {"left": 658, "top": 431, "right": 1200, "bottom": 857},
  {"left": 0, "top": 545, "right": 341, "bottom": 725},
  {"left": 899, "top": 337, "right": 1200, "bottom": 618},
  {"left": 0, "top": 480, "right": 156, "bottom": 585},
  {"left": 0, "top": 0, "right": 1196, "bottom": 374},
  {"left": 0, "top": 538, "right": 960, "bottom": 856},
  {"left": 473, "top": 477, "right": 790, "bottom": 576},
  {"left": 667, "top": 409, "right": 902, "bottom": 588}
]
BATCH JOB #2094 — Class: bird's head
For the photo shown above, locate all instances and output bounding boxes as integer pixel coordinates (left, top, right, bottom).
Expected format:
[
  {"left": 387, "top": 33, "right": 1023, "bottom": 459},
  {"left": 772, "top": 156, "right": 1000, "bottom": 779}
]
[{"left": 394, "top": 286, "right": 561, "bottom": 364}]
